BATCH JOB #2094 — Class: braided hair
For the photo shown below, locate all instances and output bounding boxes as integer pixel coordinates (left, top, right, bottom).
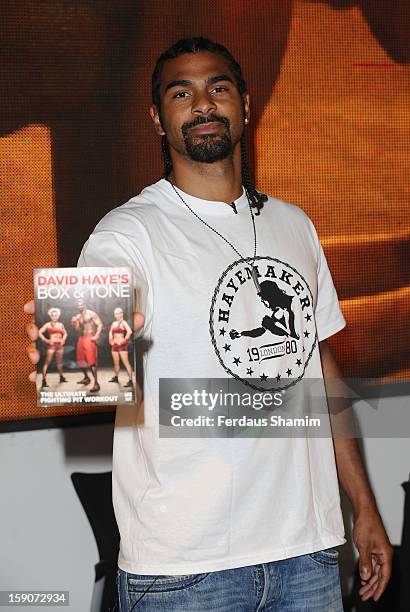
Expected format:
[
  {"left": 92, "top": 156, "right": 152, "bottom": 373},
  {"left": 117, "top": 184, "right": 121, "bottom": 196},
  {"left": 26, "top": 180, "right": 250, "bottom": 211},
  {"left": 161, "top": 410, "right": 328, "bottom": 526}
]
[
  {"left": 240, "top": 135, "right": 267, "bottom": 216},
  {"left": 161, "top": 135, "right": 173, "bottom": 178},
  {"left": 152, "top": 37, "right": 267, "bottom": 214}
]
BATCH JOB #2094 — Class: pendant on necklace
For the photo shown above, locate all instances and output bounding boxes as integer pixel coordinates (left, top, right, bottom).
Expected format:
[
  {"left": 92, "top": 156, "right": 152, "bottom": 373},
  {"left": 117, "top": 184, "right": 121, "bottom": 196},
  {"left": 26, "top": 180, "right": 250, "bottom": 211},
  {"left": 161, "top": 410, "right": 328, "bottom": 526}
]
[{"left": 251, "top": 266, "right": 261, "bottom": 293}]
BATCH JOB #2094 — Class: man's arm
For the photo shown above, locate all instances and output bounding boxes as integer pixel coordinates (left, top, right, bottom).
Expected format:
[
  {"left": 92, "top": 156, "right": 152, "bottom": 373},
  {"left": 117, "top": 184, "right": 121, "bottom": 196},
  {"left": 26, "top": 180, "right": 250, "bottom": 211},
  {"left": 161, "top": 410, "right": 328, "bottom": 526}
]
[
  {"left": 319, "top": 339, "right": 393, "bottom": 603},
  {"left": 91, "top": 311, "right": 103, "bottom": 341}
]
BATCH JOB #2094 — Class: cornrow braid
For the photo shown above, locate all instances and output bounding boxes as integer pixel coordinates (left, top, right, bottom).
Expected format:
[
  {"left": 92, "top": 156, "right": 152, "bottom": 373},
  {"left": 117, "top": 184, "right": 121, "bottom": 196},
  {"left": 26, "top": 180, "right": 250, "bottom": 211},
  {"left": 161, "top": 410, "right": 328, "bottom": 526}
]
[
  {"left": 162, "top": 135, "right": 172, "bottom": 178},
  {"left": 240, "top": 135, "right": 267, "bottom": 215}
]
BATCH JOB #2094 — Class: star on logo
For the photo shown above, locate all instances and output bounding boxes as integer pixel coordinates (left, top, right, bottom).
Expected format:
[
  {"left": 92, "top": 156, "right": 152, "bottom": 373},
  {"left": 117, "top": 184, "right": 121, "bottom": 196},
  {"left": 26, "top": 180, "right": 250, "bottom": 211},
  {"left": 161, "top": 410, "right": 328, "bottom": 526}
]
[
  {"left": 305, "top": 314, "right": 312, "bottom": 322},
  {"left": 223, "top": 343, "right": 231, "bottom": 352},
  {"left": 276, "top": 373, "right": 281, "bottom": 382},
  {"left": 296, "top": 358, "right": 302, "bottom": 366},
  {"left": 286, "top": 368, "right": 292, "bottom": 377},
  {"left": 304, "top": 330, "right": 310, "bottom": 338},
  {"left": 233, "top": 357, "right": 241, "bottom": 366},
  {"left": 219, "top": 327, "right": 226, "bottom": 336},
  {"left": 260, "top": 373, "right": 268, "bottom": 381},
  {"left": 246, "top": 368, "right": 254, "bottom": 376}
]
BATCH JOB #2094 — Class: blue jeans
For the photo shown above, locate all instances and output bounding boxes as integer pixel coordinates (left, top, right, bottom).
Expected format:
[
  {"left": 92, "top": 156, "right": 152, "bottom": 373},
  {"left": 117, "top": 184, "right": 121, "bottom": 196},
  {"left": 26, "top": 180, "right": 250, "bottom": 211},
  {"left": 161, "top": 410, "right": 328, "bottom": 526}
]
[{"left": 116, "top": 548, "right": 344, "bottom": 611}]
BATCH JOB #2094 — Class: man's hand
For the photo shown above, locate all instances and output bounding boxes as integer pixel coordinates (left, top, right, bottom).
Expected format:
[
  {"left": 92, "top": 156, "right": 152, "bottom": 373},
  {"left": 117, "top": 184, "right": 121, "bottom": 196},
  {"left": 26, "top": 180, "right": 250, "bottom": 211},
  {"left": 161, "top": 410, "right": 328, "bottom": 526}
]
[
  {"left": 24, "top": 300, "right": 39, "bottom": 382},
  {"left": 319, "top": 339, "right": 393, "bottom": 602},
  {"left": 355, "top": 507, "right": 393, "bottom": 602}
]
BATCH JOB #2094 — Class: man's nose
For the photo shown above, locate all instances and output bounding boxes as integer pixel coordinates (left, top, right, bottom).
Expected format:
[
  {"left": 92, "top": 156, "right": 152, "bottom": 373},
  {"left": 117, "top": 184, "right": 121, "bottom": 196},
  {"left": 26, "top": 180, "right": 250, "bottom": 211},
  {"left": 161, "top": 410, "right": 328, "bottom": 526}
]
[{"left": 191, "top": 90, "right": 217, "bottom": 116}]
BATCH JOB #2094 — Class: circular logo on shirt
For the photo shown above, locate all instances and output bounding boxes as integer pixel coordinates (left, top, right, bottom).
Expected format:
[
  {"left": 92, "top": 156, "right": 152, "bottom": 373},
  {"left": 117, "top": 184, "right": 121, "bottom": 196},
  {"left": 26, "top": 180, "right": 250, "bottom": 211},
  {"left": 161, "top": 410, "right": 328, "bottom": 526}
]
[{"left": 209, "top": 256, "right": 317, "bottom": 391}]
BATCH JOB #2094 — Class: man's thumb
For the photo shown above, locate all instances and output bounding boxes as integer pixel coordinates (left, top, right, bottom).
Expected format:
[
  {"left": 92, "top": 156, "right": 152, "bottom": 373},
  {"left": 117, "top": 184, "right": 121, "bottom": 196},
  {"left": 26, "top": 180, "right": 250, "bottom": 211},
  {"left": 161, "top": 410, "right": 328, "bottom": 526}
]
[
  {"left": 133, "top": 312, "right": 145, "bottom": 332},
  {"left": 359, "top": 554, "right": 372, "bottom": 580}
]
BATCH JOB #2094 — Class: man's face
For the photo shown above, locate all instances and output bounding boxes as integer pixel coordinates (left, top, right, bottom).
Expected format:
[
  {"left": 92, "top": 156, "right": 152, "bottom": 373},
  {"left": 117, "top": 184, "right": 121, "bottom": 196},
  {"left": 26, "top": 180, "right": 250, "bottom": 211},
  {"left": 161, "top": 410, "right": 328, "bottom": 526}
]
[
  {"left": 150, "top": 51, "right": 249, "bottom": 165},
  {"left": 77, "top": 299, "right": 85, "bottom": 311}
]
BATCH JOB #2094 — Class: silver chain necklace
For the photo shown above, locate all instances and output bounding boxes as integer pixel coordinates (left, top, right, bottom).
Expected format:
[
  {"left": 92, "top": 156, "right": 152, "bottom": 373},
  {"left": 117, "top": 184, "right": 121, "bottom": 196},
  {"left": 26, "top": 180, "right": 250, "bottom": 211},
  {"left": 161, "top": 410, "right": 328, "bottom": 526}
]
[{"left": 167, "top": 179, "right": 261, "bottom": 293}]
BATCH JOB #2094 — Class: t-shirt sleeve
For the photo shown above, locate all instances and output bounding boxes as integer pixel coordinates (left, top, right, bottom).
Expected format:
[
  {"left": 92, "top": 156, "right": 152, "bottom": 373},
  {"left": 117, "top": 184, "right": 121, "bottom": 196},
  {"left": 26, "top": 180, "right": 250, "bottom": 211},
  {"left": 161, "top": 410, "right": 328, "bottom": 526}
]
[
  {"left": 77, "top": 230, "right": 152, "bottom": 330},
  {"left": 307, "top": 218, "right": 346, "bottom": 342}
]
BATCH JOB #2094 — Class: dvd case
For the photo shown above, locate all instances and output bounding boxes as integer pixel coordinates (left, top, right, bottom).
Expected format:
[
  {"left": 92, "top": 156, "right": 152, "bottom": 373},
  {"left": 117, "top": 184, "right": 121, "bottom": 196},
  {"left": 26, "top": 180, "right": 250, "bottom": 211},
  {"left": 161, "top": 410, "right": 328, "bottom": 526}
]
[{"left": 34, "top": 267, "right": 135, "bottom": 407}]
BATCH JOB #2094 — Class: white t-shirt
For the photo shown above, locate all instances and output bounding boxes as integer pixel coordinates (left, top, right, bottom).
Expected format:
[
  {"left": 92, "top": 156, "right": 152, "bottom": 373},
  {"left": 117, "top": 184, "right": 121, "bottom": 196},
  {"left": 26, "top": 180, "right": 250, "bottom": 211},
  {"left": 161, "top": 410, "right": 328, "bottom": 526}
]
[{"left": 78, "top": 178, "right": 347, "bottom": 575}]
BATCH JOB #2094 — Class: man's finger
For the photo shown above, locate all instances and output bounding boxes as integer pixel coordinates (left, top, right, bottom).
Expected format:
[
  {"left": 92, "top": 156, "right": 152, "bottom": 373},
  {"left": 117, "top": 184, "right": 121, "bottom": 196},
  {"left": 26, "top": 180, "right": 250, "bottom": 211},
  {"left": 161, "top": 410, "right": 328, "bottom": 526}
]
[
  {"left": 24, "top": 300, "right": 35, "bottom": 314},
  {"left": 373, "top": 557, "right": 392, "bottom": 601},
  {"left": 360, "top": 579, "right": 379, "bottom": 601},
  {"left": 358, "top": 571, "right": 379, "bottom": 597},
  {"left": 358, "top": 546, "right": 373, "bottom": 581},
  {"left": 29, "top": 371, "right": 37, "bottom": 383},
  {"left": 133, "top": 311, "right": 145, "bottom": 331},
  {"left": 27, "top": 344, "right": 40, "bottom": 364},
  {"left": 26, "top": 322, "right": 38, "bottom": 341}
]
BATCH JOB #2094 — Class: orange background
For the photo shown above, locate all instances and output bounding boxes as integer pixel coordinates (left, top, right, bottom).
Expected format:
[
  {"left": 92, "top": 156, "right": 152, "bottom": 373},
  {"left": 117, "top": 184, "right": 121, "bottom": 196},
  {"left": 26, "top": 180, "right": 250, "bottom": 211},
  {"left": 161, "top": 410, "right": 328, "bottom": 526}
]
[{"left": 1, "top": 0, "right": 409, "bottom": 425}]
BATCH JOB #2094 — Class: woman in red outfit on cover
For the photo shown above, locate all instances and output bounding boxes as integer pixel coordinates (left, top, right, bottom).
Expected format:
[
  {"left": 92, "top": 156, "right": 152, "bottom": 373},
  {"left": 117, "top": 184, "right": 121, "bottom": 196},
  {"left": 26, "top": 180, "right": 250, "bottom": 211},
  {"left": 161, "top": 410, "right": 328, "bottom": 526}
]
[
  {"left": 38, "top": 307, "right": 68, "bottom": 387},
  {"left": 108, "top": 307, "right": 133, "bottom": 387}
]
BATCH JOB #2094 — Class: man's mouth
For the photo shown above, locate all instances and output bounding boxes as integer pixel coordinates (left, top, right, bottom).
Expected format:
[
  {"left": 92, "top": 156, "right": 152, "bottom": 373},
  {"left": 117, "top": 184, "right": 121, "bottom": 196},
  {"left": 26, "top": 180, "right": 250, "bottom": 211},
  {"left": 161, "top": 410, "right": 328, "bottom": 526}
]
[{"left": 190, "top": 121, "right": 222, "bottom": 134}]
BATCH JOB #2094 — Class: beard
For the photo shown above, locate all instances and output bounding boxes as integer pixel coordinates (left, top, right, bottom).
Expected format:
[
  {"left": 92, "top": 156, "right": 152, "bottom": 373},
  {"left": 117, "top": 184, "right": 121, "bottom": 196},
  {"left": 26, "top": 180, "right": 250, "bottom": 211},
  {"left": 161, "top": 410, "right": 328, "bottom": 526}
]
[{"left": 181, "top": 115, "right": 233, "bottom": 163}]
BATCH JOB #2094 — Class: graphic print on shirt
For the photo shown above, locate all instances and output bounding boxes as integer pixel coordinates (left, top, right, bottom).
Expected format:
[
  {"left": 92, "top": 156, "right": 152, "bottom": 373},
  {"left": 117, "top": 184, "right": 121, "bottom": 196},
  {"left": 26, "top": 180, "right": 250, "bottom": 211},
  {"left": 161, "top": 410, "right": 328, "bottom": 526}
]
[{"left": 209, "top": 256, "right": 317, "bottom": 391}]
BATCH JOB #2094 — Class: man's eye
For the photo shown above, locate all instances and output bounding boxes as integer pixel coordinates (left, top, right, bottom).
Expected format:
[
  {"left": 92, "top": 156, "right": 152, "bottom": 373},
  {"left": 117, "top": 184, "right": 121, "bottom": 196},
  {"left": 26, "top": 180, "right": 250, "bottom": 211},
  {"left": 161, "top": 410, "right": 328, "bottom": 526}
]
[
  {"left": 173, "top": 91, "right": 189, "bottom": 99},
  {"left": 213, "top": 86, "right": 228, "bottom": 93}
]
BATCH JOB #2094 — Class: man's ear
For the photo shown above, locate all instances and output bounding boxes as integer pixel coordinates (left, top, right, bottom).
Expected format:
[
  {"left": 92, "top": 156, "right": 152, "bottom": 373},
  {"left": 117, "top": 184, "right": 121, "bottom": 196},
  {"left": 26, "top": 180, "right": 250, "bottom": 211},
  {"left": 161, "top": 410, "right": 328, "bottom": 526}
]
[{"left": 150, "top": 105, "right": 166, "bottom": 136}]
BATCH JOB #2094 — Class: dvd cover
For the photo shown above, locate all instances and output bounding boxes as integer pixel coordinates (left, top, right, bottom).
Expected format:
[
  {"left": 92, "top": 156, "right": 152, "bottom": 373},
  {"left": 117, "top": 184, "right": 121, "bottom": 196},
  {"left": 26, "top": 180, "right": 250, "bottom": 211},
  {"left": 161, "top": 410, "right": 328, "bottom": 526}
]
[{"left": 34, "top": 267, "right": 135, "bottom": 407}]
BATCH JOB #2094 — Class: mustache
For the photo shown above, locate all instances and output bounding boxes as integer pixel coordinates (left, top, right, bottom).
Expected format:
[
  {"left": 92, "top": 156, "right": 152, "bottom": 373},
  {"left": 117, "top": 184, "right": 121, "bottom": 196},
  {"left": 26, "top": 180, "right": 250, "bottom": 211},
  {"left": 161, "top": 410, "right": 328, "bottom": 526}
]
[{"left": 182, "top": 114, "right": 230, "bottom": 132}]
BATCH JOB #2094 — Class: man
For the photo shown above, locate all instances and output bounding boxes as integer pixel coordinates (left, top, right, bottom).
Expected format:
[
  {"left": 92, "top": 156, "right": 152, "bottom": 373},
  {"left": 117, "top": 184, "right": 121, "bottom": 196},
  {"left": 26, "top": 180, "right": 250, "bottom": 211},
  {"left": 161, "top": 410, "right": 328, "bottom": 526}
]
[
  {"left": 28, "top": 38, "right": 392, "bottom": 610},
  {"left": 71, "top": 297, "right": 103, "bottom": 393}
]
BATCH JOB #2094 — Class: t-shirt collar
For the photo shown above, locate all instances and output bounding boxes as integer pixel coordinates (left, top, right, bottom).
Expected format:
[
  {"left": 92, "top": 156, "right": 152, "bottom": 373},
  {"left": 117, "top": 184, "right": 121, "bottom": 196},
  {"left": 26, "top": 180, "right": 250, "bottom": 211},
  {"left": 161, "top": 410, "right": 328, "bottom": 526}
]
[{"left": 157, "top": 178, "right": 249, "bottom": 216}]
